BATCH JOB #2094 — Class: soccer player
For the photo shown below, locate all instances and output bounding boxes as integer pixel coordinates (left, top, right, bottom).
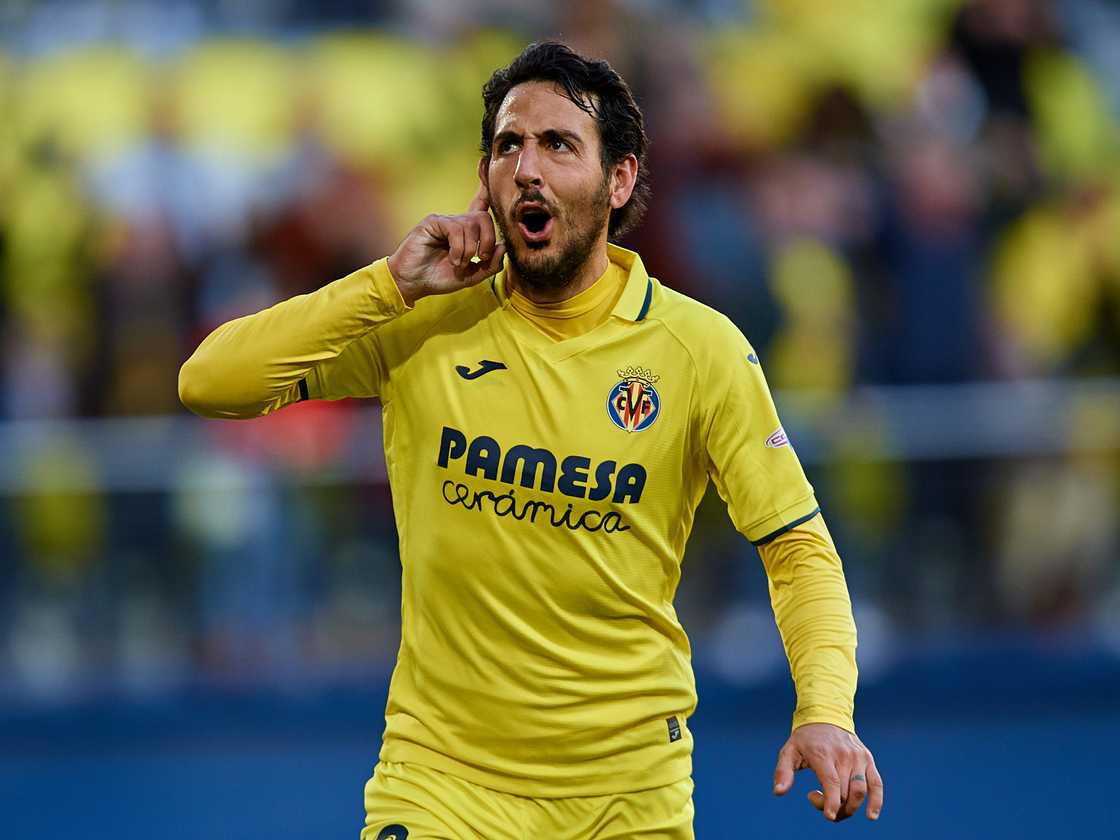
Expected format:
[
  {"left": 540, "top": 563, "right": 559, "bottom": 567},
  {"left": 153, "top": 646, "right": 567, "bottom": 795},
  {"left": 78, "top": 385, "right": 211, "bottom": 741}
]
[{"left": 180, "top": 41, "right": 883, "bottom": 839}]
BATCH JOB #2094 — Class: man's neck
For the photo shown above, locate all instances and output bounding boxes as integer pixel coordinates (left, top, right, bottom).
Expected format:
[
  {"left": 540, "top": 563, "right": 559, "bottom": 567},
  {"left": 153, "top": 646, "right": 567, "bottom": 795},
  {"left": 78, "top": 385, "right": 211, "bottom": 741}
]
[{"left": 506, "top": 242, "right": 611, "bottom": 305}]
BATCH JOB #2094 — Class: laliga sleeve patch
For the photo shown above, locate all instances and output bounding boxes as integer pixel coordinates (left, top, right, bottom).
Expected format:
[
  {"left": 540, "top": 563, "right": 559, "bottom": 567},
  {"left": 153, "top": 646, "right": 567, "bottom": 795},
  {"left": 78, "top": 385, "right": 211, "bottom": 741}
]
[
  {"left": 765, "top": 427, "right": 789, "bottom": 448},
  {"left": 375, "top": 826, "right": 408, "bottom": 840}
]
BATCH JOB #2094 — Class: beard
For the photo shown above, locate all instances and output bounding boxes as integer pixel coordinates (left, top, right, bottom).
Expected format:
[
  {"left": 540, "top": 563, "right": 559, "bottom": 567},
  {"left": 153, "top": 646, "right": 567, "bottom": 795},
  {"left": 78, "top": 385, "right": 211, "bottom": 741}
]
[{"left": 494, "top": 175, "right": 611, "bottom": 293}]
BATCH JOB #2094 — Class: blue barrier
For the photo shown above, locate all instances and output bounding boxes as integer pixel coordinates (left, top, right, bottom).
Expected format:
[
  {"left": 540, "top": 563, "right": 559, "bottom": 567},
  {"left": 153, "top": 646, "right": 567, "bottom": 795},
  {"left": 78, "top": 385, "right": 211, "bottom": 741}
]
[{"left": 4, "top": 646, "right": 1117, "bottom": 839}]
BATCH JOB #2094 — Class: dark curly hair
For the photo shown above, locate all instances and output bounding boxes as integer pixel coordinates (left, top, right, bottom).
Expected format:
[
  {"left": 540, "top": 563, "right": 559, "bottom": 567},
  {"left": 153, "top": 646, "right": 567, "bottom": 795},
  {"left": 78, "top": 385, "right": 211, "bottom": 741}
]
[{"left": 480, "top": 41, "right": 651, "bottom": 239}]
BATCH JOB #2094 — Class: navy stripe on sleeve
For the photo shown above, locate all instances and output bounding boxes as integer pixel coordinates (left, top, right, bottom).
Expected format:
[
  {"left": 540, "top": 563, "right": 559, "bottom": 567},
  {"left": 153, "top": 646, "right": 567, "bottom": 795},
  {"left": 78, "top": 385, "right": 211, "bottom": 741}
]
[{"left": 751, "top": 507, "right": 821, "bottom": 547}]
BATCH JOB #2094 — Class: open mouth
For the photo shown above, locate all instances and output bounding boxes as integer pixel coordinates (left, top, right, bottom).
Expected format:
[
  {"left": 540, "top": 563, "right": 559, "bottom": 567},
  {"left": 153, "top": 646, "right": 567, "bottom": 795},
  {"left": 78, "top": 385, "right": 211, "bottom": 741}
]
[{"left": 516, "top": 205, "right": 554, "bottom": 244}]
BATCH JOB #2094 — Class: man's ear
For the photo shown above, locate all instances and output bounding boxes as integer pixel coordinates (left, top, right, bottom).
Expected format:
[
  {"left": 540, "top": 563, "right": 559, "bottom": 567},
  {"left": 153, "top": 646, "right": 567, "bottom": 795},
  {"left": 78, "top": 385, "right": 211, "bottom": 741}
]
[
  {"left": 609, "top": 154, "right": 638, "bottom": 210},
  {"left": 477, "top": 156, "right": 490, "bottom": 201}
]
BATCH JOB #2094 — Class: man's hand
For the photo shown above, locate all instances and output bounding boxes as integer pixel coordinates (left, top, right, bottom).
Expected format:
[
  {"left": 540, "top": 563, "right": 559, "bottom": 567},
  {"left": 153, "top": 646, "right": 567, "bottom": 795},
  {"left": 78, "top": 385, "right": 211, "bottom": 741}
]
[
  {"left": 773, "top": 723, "right": 883, "bottom": 822},
  {"left": 387, "top": 185, "right": 507, "bottom": 306}
]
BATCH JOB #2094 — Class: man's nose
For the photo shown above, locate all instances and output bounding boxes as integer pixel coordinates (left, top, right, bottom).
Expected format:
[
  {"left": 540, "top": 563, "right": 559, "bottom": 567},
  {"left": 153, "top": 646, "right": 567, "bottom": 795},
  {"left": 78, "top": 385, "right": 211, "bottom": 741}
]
[{"left": 514, "top": 142, "right": 543, "bottom": 189}]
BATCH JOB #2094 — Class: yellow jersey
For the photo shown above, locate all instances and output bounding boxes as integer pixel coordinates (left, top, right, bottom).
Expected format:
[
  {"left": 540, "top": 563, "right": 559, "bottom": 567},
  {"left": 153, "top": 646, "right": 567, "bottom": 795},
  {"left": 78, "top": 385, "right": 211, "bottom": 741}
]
[{"left": 179, "top": 243, "right": 855, "bottom": 797}]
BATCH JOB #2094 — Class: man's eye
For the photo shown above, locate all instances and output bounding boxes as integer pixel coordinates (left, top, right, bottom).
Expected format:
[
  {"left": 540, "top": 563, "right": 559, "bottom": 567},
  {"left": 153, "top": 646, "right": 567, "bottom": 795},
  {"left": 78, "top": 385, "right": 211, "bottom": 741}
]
[
  {"left": 498, "top": 139, "right": 519, "bottom": 154},
  {"left": 549, "top": 139, "right": 568, "bottom": 151}
]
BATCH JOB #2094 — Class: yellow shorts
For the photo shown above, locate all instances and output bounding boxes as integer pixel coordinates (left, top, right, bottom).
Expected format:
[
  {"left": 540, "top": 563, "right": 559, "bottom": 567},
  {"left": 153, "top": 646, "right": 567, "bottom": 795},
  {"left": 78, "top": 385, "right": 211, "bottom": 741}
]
[{"left": 361, "top": 760, "right": 694, "bottom": 840}]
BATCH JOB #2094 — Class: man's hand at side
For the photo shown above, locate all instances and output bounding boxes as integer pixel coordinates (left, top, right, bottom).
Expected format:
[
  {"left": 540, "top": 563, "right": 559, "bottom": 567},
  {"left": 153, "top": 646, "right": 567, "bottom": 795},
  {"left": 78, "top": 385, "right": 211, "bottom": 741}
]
[
  {"left": 773, "top": 723, "right": 883, "bottom": 822},
  {"left": 387, "top": 185, "right": 507, "bottom": 306}
]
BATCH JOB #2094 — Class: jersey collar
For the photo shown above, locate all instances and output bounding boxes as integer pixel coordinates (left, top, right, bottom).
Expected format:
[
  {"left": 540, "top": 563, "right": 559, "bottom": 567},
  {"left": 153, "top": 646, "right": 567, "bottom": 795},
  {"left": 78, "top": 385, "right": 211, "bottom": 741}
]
[
  {"left": 492, "top": 243, "right": 653, "bottom": 323},
  {"left": 606, "top": 243, "right": 654, "bottom": 322}
]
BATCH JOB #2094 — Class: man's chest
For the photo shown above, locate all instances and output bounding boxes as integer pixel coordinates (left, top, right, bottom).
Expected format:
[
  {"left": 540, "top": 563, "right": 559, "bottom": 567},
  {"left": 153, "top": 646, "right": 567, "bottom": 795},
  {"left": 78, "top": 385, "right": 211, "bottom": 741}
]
[
  {"left": 381, "top": 311, "right": 709, "bottom": 588},
  {"left": 390, "top": 317, "right": 697, "bottom": 477}
]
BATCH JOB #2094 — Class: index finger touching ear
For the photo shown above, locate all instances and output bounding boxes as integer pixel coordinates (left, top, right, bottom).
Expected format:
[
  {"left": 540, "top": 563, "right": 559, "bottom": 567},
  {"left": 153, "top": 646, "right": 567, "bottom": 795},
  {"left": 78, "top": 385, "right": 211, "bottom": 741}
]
[{"left": 467, "top": 184, "right": 490, "bottom": 214}]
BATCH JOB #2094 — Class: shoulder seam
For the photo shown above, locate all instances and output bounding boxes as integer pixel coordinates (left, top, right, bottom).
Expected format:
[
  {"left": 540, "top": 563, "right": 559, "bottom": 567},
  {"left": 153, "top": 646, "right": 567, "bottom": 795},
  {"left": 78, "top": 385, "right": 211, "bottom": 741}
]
[
  {"left": 642, "top": 310, "right": 706, "bottom": 452},
  {"left": 644, "top": 299, "right": 741, "bottom": 447},
  {"left": 641, "top": 306, "right": 708, "bottom": 558},
  {"left": 644, "top": 312, "right": 703, "bottom": 386}
]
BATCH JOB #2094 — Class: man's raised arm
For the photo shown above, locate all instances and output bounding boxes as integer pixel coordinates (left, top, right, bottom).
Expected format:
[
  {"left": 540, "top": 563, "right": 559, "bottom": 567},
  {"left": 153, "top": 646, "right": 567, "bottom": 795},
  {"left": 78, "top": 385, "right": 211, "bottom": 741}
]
[
  {"left": 179, "top": 186, "right": 505, "bottom": 419},
  {"left": 178, "top": 260, "right": 408, "bottom": 419}
]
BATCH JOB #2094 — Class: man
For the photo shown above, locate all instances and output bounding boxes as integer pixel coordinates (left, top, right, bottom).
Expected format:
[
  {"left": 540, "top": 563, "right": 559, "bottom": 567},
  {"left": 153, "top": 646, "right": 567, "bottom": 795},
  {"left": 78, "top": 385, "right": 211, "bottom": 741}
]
[{"left": 180, "top": 41, "right": 883, "bottom": 839}]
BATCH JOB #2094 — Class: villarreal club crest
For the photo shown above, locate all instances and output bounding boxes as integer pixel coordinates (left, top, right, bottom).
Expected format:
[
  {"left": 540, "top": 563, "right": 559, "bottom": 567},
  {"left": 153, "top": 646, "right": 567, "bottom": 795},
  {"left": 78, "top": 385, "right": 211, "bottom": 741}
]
[{"left": 607, "top": 366, "right": 662, "bottom": 433}]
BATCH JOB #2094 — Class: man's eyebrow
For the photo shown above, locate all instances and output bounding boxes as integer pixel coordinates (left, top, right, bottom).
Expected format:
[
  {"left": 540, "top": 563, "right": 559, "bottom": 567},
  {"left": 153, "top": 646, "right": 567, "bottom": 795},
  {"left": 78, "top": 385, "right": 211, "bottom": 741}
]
[
  {"left": 492, "top": 128, "right": 584, "bottom": 149},
  {"left": 492, "top": 129, "right": 522, "bottom": 148},
  {"left": 542, "top": 128, "right": 583, "bottom": 147}
]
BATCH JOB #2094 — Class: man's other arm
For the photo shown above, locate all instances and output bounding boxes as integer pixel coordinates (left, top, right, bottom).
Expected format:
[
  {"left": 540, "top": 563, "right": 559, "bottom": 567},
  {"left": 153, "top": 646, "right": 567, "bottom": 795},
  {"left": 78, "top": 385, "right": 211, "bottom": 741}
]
[
  {"left": 762, "top": 514, "right": 883, "bottom": 821},
  {"left": 758, "top": 513, "right": 857, "bottom": 733},
  {"left": 698, "top": 313, "right": 881, "bottom": 821}
]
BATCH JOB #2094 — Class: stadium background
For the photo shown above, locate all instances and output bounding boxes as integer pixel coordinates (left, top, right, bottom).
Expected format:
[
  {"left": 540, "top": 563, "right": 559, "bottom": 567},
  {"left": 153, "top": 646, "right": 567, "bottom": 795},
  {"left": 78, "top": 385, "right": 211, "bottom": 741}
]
[{"left": 1, "top": 0, "right": 1118, "bottom": 837}]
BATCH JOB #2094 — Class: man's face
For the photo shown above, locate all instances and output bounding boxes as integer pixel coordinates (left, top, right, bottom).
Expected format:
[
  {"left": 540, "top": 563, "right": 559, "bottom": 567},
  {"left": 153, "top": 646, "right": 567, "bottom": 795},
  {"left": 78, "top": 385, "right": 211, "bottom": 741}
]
[{"left": 483, "top": 81, "right": 612, "bottom": 291}]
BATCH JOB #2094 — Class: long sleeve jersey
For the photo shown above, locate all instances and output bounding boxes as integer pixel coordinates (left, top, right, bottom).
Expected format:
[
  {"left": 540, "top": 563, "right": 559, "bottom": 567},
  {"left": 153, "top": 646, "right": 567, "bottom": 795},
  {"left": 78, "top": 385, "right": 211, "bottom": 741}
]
[{"left": 179, "top": 244, "right": 858, "bottom": 796}]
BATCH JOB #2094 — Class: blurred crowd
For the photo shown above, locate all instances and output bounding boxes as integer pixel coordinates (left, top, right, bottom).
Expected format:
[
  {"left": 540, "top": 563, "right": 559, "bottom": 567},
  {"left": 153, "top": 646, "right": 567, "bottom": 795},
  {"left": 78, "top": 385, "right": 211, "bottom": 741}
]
[{"left": 1, "top": 0, "right": 1119, "bottom": 696}]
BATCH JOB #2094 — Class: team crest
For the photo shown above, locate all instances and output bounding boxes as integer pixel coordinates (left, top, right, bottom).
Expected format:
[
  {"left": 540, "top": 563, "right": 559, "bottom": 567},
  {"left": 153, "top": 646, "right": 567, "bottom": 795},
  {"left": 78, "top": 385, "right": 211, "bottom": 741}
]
[{"left": 607, "top": 366, "right": 662, "bottom": 433}]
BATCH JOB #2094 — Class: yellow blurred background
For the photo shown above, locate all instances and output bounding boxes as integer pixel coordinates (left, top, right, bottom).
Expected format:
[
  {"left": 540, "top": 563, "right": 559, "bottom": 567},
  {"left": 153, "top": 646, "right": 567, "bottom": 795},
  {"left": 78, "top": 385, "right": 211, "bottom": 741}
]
[{"left": 1, "top": 2, "right": 1119, "bottom": 837}]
